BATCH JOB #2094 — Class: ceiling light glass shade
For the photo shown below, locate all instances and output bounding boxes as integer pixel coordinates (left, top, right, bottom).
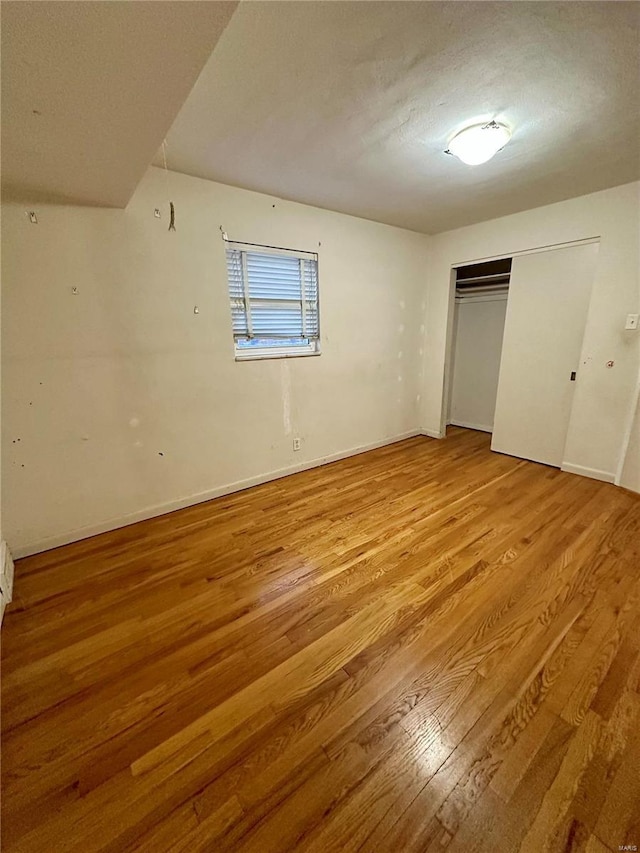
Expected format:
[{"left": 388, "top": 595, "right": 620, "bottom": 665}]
[{"left": 446, "top": 121, "right": 511, "bottom": 165}]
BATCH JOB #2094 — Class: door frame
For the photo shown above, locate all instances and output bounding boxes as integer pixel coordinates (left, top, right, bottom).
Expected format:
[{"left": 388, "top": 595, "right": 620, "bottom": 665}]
[{"left": 441, "top": 236, "right": 600, "bottom": 440}]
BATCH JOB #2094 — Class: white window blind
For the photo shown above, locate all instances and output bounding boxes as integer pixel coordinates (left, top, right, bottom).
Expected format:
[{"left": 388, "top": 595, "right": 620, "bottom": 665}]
[{"left": 225, "top": 241, "right": 320, "bottom": 359}]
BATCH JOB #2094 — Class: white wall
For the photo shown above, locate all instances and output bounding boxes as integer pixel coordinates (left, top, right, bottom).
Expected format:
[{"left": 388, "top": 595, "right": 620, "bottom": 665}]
[
  {"left": 0, "top": 207, "right": 5, "bottom": 621},
  {"left": 3, "top": 172, "right": 638, "bottom": 558},
  {"left": 1, "top": 167, "right": 429, "bottom": 556},
  {"left": 620, "top": 380, "right": 640, "bottom": 493},
  {"left": 448, "top": 296, "right": 507, "bottom": 433},
  {"left": 419, "top": 182, "right": 640, "bottom": 489}
]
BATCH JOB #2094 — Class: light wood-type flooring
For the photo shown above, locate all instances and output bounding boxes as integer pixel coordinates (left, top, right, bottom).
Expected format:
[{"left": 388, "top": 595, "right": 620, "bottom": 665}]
[{"left": 2, "top": 428, "right": 640, "bottom": 852}]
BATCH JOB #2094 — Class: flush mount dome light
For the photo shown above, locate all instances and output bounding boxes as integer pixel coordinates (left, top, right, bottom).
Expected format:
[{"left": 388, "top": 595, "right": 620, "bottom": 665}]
[{"left": 445, "top": 120, "right": 511, "bottom": 165}]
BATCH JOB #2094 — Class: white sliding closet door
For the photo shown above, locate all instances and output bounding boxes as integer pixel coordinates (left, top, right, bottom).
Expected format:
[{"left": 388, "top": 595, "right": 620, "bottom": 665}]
[
  {"left": 491, "top": 242, "right": 598, "bottom": 468},
  {"left": 449, "top": 296, "right": 508, "bottom": 432}
]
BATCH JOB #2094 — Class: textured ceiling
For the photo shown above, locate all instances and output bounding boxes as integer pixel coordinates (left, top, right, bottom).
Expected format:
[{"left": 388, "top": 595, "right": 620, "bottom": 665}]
[
  {"left": 157, "top": 1, "right": 640, "bottom": 234},
  {"left": 1, "top": 1, "right": 238, "bottom": 207}
]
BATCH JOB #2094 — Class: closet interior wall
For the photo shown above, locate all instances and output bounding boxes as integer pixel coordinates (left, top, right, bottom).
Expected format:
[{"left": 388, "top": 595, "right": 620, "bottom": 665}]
[{"left": 447, "top": 260, "right": 511, "bottom": 434}]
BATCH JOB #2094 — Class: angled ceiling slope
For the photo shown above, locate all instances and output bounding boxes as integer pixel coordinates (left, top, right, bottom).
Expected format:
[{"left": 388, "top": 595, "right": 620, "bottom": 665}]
[
  {"left": 1, "top": 0, "right": 238, "bottom": 207},
  {"left": 157, "top": 0, "right": 640, "bottom": 234}
]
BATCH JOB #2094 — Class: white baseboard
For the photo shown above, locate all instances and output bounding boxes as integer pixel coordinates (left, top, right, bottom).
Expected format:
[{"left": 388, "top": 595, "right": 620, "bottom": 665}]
[
  {"left": 448, "top": 420, "right": 493, "bottom": 434},
  {"left": 421, "top": 428, "right": 445, "bottom": 439},
  {"left": 12, "top": 430, "right": 421, "bottom": 558},
  {"left": 0, "top": 540, "right": 15, "bottom": 603},
  {"left": 560, "top": 463, "right": 616, "bottom": 484}
]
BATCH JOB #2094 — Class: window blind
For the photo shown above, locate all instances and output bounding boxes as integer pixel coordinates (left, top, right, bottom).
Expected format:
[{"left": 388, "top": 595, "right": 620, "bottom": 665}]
[{"left": 225, "top": 243, "right": 319, "bottom": 343}]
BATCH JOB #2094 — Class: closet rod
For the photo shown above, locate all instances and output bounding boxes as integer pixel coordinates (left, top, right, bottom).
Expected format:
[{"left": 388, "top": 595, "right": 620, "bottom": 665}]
[
  {"left": 455, "top": 285, "right": 509, "bottom": 297},
  {"left": 456, "top": 272, "right": 511, "bottom": 285}
]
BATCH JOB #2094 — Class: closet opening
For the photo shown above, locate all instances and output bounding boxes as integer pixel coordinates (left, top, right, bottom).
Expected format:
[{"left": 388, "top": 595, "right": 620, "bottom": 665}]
[{"left": 446, "top": 257, "right": 512, "bottom": 435}]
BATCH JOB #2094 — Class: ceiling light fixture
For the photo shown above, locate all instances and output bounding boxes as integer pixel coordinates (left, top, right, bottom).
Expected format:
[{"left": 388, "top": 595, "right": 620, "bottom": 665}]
[{"left": 445, "top": 120, "right": 511, "bottom": 166}]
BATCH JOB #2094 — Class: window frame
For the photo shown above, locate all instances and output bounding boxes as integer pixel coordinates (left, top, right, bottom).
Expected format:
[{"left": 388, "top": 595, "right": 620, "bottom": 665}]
[{"left": 224, "top": 240, "right": 321, "bottom": 362}]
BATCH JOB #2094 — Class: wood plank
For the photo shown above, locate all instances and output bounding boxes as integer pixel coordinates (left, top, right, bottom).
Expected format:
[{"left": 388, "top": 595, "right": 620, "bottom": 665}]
[{"left": 1, "top": 428, "right": 639, "bottom": 852}]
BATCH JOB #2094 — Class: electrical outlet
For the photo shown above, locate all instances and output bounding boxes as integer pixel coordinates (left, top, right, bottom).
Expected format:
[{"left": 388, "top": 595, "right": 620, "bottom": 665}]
[
  {"left": 293, "top": 437, "right": 301, "bottom": 451},
  {"left": 625, "top": 313, "right": 639, "bottom": 330}
]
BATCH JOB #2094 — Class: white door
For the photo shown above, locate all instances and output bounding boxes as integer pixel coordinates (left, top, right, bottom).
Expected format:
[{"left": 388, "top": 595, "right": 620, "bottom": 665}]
[
  {"left": 449, "top": 296, "right": 508, "bottom": 433},
  {"left": 491, "top": 242, "right": 598, "bottom": 467}
]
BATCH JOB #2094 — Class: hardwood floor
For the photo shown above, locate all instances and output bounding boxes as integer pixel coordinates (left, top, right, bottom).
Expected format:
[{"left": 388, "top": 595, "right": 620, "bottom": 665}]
[{"left": 2, "top": 427, "right": 640, "bottom": 852}]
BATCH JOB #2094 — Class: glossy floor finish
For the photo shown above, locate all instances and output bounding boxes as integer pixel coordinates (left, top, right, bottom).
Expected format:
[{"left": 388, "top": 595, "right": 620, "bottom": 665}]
[{"left": 2, "top": 428, "right": 640, "bottom": 853}]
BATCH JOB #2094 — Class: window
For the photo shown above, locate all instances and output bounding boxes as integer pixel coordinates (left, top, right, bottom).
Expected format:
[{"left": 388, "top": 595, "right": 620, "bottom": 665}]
[{"left": 225, "top": 241, "right": 320, "bottom": 360}]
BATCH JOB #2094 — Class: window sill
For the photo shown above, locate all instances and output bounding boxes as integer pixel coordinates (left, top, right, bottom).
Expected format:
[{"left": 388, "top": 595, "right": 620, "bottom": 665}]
[{"left": 234, "top": 350, "right": 322, "bottom": 362}]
